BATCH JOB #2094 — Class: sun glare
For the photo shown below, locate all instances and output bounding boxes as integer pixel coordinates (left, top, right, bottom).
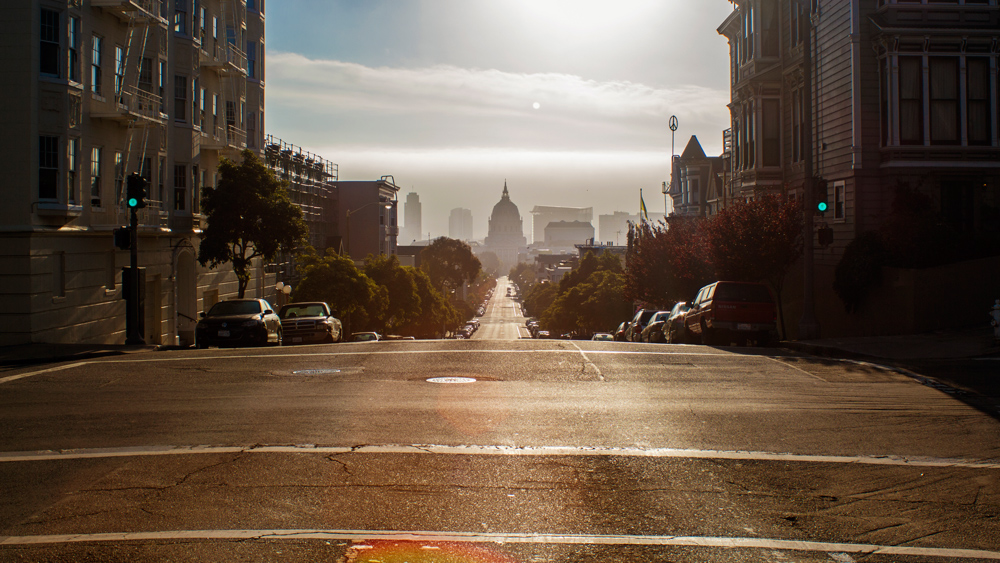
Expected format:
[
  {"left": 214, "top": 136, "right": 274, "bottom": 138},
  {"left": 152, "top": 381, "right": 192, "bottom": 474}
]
[{"left": 511, "top": 0, "right": 662, "bottom": 35}]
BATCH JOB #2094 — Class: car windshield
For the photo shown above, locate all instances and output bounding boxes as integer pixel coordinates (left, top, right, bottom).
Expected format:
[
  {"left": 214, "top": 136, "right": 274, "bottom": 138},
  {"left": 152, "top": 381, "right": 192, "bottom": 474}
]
[
  {"left": 207, "top": 301, "right": 261, "bottom": 316},
  {"left": 713, "top": 284, "right": 774, "bottom": 303},
  {"left": 279, "top": 304, "right": 327, "bottom": 318}
]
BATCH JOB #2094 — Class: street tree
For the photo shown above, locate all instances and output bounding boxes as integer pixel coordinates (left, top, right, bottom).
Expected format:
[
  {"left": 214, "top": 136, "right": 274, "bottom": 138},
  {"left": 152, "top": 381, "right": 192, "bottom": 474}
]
[
  {"left": 363, "top": 253, "right": 420, "bottom": 335},
  {"left": 293, "top": 247, "right": 385, "bottom": 334},
  {"left": 396, "top": 268, "right": 463, "bottom": 339},
  {"left": 704, "top": 194, "right": 802, "bottom": 337},
  {"left": 478, "top": 251, "right": 501, "bottom": 278},
  {"left": 420, "top": 237, "right": 482, "bottom": 294},
  {"left": 198, "top": 149, "right": 307, "bottom": 297},
  {"left": 540, "top": 251, "right": 631, "bottom": 336},
  {"left": 625, "top": 218, "right": 713, "bottom": 308}
]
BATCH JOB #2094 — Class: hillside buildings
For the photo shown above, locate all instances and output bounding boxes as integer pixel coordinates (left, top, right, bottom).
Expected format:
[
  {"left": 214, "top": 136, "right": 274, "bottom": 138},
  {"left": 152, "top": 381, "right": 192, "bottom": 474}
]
[
  {"left": 597, "top": 212, "right": 639, "bottom": 246},
  {"left": 448, "top": 207, "right": 473, "bottom": 242},
  {"left": 530, "top": 206, "right": 592, "bottom": 244},
  {"left": 0, "top": 0, "right": 268, "bottom": 345}
]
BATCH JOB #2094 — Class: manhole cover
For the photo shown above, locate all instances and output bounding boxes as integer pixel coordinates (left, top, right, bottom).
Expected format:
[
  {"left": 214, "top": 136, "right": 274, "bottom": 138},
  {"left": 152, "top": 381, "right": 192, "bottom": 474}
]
[
  {"left": 426, "top": 377, "right": 477, "bottom": 384},
  {"left": 292, "top": 369, "right": 342, "bottom": 375}
]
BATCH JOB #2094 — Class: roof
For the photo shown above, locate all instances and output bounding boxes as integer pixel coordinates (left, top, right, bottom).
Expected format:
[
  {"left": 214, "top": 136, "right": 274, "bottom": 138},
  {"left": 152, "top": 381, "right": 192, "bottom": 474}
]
[{"left": 680, "top": 136, "right": 707, "bottom": 159}]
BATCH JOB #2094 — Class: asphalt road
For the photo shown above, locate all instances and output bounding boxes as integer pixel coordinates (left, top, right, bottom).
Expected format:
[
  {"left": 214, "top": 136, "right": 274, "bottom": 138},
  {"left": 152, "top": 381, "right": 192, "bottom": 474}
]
[
  {"left": 1, "top": 291, "right": 998, "bottom": 561},
  {"left": 471, "top": 277, "right": 530, "bottom": 340}
]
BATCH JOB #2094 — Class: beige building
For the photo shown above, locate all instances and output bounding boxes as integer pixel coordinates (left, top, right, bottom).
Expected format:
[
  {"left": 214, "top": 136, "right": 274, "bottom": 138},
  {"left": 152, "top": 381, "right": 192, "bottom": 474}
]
[{"left": 0, "top": 0, "right": 269, "bottom": 346}]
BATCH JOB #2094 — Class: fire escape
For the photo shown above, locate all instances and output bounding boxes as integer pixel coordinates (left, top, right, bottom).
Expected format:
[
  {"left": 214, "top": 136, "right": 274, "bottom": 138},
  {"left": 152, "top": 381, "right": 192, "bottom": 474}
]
[
  {"left": 90, "top": 0, "right": 168, "bottom": 228},
  {"left": 199, "top": 0, "right": 247, "bottom": 154}
]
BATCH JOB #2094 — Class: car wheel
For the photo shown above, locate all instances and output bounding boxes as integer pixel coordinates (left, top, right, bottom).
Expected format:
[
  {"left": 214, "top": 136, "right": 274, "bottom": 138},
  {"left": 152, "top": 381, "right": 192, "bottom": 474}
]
[{"left": 700, "top": 322, "right": 715, "bottom": 346}]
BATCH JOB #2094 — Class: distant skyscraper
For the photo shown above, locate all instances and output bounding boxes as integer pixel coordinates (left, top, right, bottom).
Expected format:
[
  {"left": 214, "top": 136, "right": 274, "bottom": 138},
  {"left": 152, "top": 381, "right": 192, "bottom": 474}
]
[
  {"left": 529, "top": 206, "right": 593, "bottom": 244},
  {"left": 401, "top": 192, "right": 422, "bottom": 244},
  {"left": 449, "top": 208, "right": 474, "bottom": 241},
  {"left": 599, "top": 211, "right": 639, "bottom": 245}
]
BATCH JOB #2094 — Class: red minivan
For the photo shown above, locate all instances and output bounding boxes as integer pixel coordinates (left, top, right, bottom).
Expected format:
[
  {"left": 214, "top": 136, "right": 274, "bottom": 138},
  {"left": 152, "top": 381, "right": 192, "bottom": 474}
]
[{"left": 683, "top": 281, "right": 778, "bottom": 346}]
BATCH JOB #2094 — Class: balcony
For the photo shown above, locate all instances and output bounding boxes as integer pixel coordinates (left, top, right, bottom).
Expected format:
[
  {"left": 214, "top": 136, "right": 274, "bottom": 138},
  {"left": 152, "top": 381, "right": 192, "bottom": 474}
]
[
  {"left": 91, "top": 0, "right": 167, "bottom": 25},
  {"left": 91, "top": 86, "right": 163, "bottom": 125},
  {"left": 89, "top": 199, "right": 170, "bottom": 230},
  {"left": 201, "top": 124, "right": 246, "bottom": 152}
]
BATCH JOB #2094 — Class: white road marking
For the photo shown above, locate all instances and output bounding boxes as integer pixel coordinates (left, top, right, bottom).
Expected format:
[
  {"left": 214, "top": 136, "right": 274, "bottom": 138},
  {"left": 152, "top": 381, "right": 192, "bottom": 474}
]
[
  {"left": 0, "top": 362, "right": 88, "bottom": 385},
  {"left": 569, "top": 341, "right": 604, "bottom": 381},
  {"left": 2, "top": 529, "right": 998, "bottom": 559},
  {"left": 2, "top": 443, "right": 998, "bottom": 470}
]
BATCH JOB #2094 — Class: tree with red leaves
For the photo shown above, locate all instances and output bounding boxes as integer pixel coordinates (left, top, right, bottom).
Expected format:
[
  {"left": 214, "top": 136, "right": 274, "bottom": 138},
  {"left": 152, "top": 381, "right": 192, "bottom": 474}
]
[
  {"left": 625, "top": 217, "right": 714, "bottom": 308},
  {"left": 704, "top": 195, "right": 803, "bottom": 337}
]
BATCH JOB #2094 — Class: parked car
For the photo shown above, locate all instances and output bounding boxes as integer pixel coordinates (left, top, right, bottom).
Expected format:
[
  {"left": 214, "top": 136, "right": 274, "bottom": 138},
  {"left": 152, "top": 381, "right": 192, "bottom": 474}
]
[
  {"left": 278, "top": 302, "right": 342, "bottom": 344},
  {"left": 639, "top": 310, "right": 672, "bottom": 343},
  {"left": 535, "top": 330, "right": 551, "bottom": 339},
  {"left": 664, "top": 301, "right": 692, "bottom": 343},
  {"left": 625, "top": 309, "right": 659, "bottom": 342},
  {"left": 613, "top": 322, "right": 629, "bottom": 341},
  {"left": 195, "top": 299, "right": 282, "bottom": 348},
  {"left": 591, "top": 332, "right": 614, "bottom": 341},
  {"left": 351, "top": 332, "right": 381, "bottom": 342},
  {"left": 684, "top": 281, "right": 778, "bottom": 346}
]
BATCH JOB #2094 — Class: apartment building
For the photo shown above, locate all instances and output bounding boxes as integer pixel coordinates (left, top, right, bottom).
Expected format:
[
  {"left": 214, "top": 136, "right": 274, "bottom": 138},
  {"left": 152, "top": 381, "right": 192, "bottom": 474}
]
[
  {"left": 0, "top": 0, "right": 268, "bottom": 346},
  {"left": 717, "top": 0, "right": 1000, "bottom": 335}
]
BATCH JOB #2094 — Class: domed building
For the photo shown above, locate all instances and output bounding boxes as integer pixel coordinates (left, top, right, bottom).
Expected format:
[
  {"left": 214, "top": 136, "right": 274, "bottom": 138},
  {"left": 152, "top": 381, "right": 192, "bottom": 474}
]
[{"left": 484, "top": 182, "right": 527, "bottom": 273}]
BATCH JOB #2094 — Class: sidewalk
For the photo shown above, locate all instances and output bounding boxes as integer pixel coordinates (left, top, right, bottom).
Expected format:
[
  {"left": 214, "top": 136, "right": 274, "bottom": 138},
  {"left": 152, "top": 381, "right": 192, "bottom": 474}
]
[
  {"left": 0, "top": 343, "right": 158, "bottom": 368},
  {"left": 783, "top": 326, "right": 999, "bottom": 362}
]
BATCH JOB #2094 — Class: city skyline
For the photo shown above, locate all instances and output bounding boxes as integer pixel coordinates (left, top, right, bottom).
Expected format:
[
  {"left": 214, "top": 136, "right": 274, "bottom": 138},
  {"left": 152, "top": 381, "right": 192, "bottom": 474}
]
[{"left": 265, "top": 1, "right": 734, "bottom": 240}]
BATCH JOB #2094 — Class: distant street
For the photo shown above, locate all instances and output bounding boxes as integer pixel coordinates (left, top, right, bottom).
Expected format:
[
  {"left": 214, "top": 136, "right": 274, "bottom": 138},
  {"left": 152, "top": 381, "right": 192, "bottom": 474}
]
[
  {"left": 472, "top": 277, "right": 530, "bottom": 340},
  {"left": 1, "top": 337, "right": 999, "bottom": 561}
]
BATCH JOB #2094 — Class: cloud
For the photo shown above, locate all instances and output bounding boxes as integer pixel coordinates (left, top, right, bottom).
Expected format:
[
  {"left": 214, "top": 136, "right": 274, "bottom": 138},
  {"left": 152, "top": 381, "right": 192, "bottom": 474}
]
[{"left": 266, "top": 52, "right": 730, "bottom": 153}]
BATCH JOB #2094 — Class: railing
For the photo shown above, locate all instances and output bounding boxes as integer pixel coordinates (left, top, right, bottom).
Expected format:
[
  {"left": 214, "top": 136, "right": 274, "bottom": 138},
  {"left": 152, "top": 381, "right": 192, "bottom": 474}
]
[
  {"left": 92, "top": 0, "right": 163, "bottom": 21},
  {"left": 224, "top": 42, "right": 247, "bottom": 74},
  {"left": 226, "top": 125, "right": 247, "bottom": 149},
  {"left": 119, "top": 86, "right": 163, "bottom": 122},
  {"left": 89, "top": 199, "right": 170, "bottom": 229}
]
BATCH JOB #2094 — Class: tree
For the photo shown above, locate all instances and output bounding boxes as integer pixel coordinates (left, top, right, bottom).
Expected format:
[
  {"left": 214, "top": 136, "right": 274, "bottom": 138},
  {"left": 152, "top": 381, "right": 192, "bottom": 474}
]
[
  {"left": 420, "top": 237, "right": 482, "bottom": 294},
  {"left": 539, "top": 251, "right": 632, "bottom": 336},
  {"left": 704, "top": 195, "right": 802, "bottom": 337},
  {"left": 292, "top": 247, "right": 385, "bottom": 335},
  {"left": 396, "top": 268, "right": 463, "bottom": 338},
  {"left": 363, "top": 253, "right": 420, "bottom": 334},
  {"left": 198, "top": 150, "right": 307, "bottom": 297},
  {"left": 625, "top": 218, "right": 713, "bottom": 308},
  {"left": 478, "top": 251, "right": 501, "bottom": 278}
]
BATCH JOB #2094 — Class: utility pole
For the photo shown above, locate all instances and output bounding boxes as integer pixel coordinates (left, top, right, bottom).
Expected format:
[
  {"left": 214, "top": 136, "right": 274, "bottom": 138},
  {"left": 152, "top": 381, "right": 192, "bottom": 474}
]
[
  {"left": 797, "top": 0, "right": 820, "bottom": 340},
  {"left": 124, "top": 173, "right": 147, "bottom": 345}
]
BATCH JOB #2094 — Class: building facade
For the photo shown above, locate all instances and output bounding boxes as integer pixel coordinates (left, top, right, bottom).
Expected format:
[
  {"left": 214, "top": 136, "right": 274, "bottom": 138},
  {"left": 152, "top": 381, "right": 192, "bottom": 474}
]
[
  {"left": 529, "top": 206, "right": 592, "bottom": 244},
  {"left": 337, "top": 179, "right": 400, "bottom": 263},
  {"left": 717, "top": 0, "right": 1000, "bottom": 336},
  {"left": 400, "top": 191, "right": 421, "bottom": 245},
  {"left": 597, "top": 211, "right": 639, "bottom": 245},
  {"left": 0, "top": 0, "right": 271, "bottom": 346},
  {"left": 484, "top": 182, "right": 527, "bottom": 273},
  {"left": 543, "top": 221, "right": 595, "bottom": 247},
  {"left": 668, "top": 135, "right": 726, "bottom": 217},
  {"left": 448, "top": 207, "right": 473, "bottom": 242}
]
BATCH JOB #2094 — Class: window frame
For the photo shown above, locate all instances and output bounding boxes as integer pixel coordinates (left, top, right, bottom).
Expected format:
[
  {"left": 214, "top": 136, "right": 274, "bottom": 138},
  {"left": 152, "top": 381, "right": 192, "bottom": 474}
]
[
  {"left": 40, "top": 8, "right": 61, "bottom": 77},
  {"left": 90, "top": 146, "right": 103, "bottom": 208},
  {"left": 39, "top": 135, "right": 60, "bottom": 201},
  {"left": 91, "top": 34, "right": 103, "bottom": 95}
]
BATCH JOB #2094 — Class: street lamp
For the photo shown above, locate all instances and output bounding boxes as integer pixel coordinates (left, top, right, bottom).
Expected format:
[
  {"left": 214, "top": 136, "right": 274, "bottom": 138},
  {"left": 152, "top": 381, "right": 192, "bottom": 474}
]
[{"left": 345, "top": 201, "right": 393, "bottom": 258}]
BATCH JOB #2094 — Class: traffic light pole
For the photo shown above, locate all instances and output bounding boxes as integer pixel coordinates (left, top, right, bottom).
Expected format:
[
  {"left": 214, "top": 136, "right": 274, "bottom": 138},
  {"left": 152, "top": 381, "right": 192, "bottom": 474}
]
[
  {"left": 125, "top": 206, "right": 144, "bottom": 345},
  {"left": 797, "top": 1, "right": 820, "bottom": 340}
]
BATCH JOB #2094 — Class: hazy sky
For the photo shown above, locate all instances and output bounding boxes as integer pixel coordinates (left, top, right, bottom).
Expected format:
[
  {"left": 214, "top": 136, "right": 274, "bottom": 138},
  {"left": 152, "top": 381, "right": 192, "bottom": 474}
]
[{"left": 266, "top": 0, "right": 735, "bottom": 241}]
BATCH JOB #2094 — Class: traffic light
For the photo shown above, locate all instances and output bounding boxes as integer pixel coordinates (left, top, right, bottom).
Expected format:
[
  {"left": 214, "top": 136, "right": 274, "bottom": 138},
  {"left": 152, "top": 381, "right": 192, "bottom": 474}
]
[
  {"left": 113, "top": 226, "right": 132, "bottom": 250},
  {"left": 125, "top": 173, "right": 148, "bottom": 209},
  {"left": 815, "top": 178, "right": 829, "bottom": 214}
]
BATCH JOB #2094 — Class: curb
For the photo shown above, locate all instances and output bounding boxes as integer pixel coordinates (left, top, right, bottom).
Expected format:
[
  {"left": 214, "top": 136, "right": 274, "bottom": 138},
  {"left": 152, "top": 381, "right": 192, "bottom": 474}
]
[{"left": 0, "top": 345, "right": 158, "bottom": 369}]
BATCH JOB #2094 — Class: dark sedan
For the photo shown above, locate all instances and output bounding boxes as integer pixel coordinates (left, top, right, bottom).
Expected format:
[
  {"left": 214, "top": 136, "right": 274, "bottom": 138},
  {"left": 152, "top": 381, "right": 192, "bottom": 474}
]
[{"left": 195, "top": 299, "right": 282, "bottom": 348}]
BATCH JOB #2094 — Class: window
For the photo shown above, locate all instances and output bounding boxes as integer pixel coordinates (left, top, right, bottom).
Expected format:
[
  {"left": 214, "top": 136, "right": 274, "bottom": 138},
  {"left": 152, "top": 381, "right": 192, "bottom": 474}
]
[
  {"left": 212, "top": 93, "right": 219, "bottom": 133},
  {"left": 174, "top": 164, "right": 187, "bottom": 211},
  {"left": 789, "top": 1, "right": 803, "bottom": 48},
  {"left": 114, "top": 150, "right": 124, "bottom": 203},
  {"left": 929, "top": 57, "right": 959, "bottom": 144},
  {"left": 174, "top": 75, "right": 187, "bottom": 122},
  {"left": 68, "top": 138, "right": 79, "bottom": 204},
  {"left": 247, "top": 0, "right": 255, "bottom": 10},
  {"left": 158, "top": 156, "right": 166, "bottom": 202},
  {"left": 138, "top": 57, "right": 153, "bottom": 90},
  {"left": 760, "top": 1, "right": 777, "bottom": 58},
  {"left": 834, "top": 181, "right": 846, "bottom": 221},
  {"left": 761, "top": 99, "right": 780, "bottom": 167},
  {"left": 792, "top": 88, "right": 804, "bottom": 162},
  {"left": 91, "top": 35, "right": 103, "bottom": 95},
  {"left": 174, "top": 0, "right": 187, "bottom": 35},
  {"left": 200, "top": 87, "right": 206, "bottom": 127},
  {"left": 68, "top": 16, "right": 80, "bottom": 82},
  {"left": 114, "top": 45, "right": 124, "bottom": 99},
  {"left": 90, "top": 147, "right": 102, "bottom": 207},
  {"left": 39, "top": 136, "right": 59, "bottom": 200},
  {"left": 40, "top": 9, "right": 60, "bottom": 76},
  {"left": 247, "top": 41, "right": 256, "bottom": 79},
  {"left": 199, "top": 7, "right": 206, "bottom": 41},
  {"left": 158, "top": 61, "right": 166, "bottom": 112},
  {"left": 192, "top": 165, "right": 200, "bottom": 213},
  {"left": 967, "top": 57, "right": 991, "bottom": 146},
  {"left": 247, "top": 112, "right": 256, "bottom": 148},
  {"left": 191, "top": 78, "right": 199, "bottom": 127},
  {"left": 899, "top": 56, "right": 923, "bottom": 144}
]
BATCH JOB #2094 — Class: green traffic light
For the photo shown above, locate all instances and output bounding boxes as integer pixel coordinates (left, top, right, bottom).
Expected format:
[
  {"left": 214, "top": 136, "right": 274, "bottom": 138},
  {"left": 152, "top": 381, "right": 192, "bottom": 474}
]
[
  {"left": 817, "top": 201, "right": 829, "bottom": 212},
  {"left": 128, "top": 198, "right": 138, "bottom": 208}
]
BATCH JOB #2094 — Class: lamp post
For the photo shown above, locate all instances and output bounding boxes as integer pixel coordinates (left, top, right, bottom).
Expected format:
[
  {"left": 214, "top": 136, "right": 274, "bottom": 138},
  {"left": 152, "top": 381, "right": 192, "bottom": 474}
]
[
  {"left": 797, "top": 0, "right": 820, "bottom": 340},
  {"left": 274, "top": 281, "right": 292, "bottom": 307},
  {"left": 345, "top": 201, "right": 393, "bottom": 258}
]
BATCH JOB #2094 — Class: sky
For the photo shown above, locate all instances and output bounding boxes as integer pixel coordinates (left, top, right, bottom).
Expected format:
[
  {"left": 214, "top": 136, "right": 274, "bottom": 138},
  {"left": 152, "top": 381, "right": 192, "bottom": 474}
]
[{"left": 265, "top": 0, "right": 736, "bottom": 241}]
